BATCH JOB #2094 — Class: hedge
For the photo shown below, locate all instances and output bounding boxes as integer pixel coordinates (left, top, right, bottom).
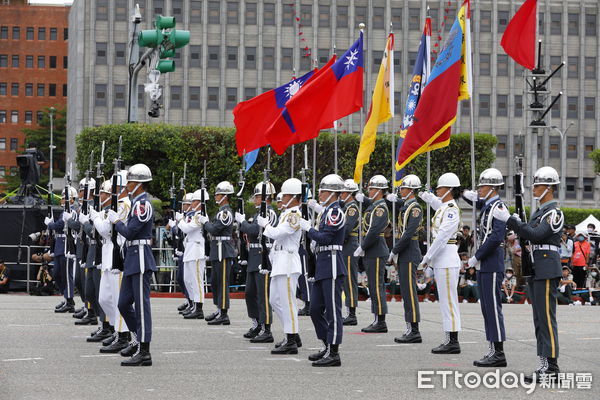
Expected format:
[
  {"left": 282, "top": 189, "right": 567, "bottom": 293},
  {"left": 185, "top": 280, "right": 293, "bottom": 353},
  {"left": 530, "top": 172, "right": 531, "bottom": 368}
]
[{"left": 508, "top": 207, "right": 600, "bottom": 226}]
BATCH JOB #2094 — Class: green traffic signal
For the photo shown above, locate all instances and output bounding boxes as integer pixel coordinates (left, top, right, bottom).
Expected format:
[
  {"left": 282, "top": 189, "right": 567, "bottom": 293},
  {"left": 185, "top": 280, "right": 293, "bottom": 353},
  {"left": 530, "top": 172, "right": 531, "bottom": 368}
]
[
  {"left": 167, "top": 29, "right": 190, "bottom": 49},
  {"left": 156, "top": 60, "right": 175, "bottom": 73},
  {"left": 137, "top": 14, "right": 190, "bottom": 73},
  {"left": 138, "top": 29, "right": 161, "bottom": 47},
  {"left": 155, "top": 15, "right": 175, "bottom": 29}
]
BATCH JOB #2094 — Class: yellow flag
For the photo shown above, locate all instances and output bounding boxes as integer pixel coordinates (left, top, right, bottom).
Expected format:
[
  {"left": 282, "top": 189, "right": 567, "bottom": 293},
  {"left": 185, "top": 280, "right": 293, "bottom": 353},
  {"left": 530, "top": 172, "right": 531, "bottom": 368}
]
[
  {"left": 458, "top": 1, "right": 472, "bottom": 101},
  {"left": 354, "top": 34, "right": 394, "bottom": 183}
]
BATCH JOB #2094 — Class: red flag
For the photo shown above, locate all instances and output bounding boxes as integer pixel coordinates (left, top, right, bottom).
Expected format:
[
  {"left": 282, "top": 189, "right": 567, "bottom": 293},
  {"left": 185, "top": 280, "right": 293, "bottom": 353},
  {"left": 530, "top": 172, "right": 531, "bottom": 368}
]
[{"left": 501, "top": 0, "right": 537, "bottom": 70}]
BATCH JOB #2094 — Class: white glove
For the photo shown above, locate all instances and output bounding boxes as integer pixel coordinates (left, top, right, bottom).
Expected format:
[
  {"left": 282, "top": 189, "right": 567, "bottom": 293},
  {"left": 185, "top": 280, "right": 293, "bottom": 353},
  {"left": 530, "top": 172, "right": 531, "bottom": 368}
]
[
  {"left": 259, "top": 266, "right": 269, "bottom": 275},
  {"left": 468, "top": 256, "right": 478, "bottom": 268},
  {"left": 386, "top": 193, "right": 398, "bottom": 203},
  {"left": 78, "top": 213, "right": 90, "bottom": 225},
  {"left": 307, "top": 199, "right": 325, "bottom": 213},
  {"left": 310, "top": 240, "right": 317, "bottom": 253},
  {"left": 62, "top": 211, "right": 72, "bottom": 222},
  {"left": 420, "top": 255, "right": 431, "bottom": 269},
  {"left": 418, "top": 191, "right": 435, "bottom": 204},
  {"left": 298, "top": 218, "right": 312, "bottom": 231},
  {"left": 167, "top": 219, "right": 176, "bottom": 229},
  {"left": 257, "top": 215, "right": 269, "bottom": 228},
  {"left": 235, "top": 212, "right": 245, "bottom": 224},
  {"left": 110, "top": 268, "right": 121, "bottom": 275},
  {"left": 355, "top": 193, "right": 365, "bottom": 203},
  {"left": 175, "top": 250, "right": 184, "bottom": 257},
  {"left": 175, "top": 212, "right": 184, "bottom": 221},
  {"left": 387, "top": 252, "right": 397, "bottom": 264},
  {"left": 89, "top": 209, "right": 99, "bottom": 221},
  {"left": 353, "top": 247, "right": 365, "bottom": 257},
  {"left": 196, "top": 214, "right": 209, "bottom": 225},
  {"left": 463, "top": 190, "right": 478, "bottom": 202},
  {"left": 511, "top": 213, "right": 521, "bottom": 222},
  {"left": 44, "top": 216, "right": 53, "bottom": 226},
  {"left": 107, "top": 209, "right": 119, "bottom": 224},
  {"left": 417, "top": 283, "right": 426, "bottom": 290},
  {"left": 492, "top": 205, "right": 510, "bottom": 222}
]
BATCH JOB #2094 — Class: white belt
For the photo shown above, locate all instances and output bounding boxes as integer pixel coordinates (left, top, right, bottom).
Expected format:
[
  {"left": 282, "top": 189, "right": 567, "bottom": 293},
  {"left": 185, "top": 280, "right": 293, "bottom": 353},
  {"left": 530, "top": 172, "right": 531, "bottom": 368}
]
[
  {"left": 214, "top": 236, "right": 231, "bottom": 241},
  {"left": 273, "top": 244, "right": 295, "bottom": 253},
  {"left": 248, "top": 243, "right": 272, "bottom": 249},
  {"left": 88, "top": 240, "right": 97, "bottom": 245},
  {"left": 532, "top": 244, "right": 559, "bottom": 252},
  {"left": 126, "top": 239, "right": 152, "bottom": 247},
  {"left": 55, "top": 234, "right": 65, "bottom": 238},
  {"left": 316, "top": 245, "right": 343, "bottom": 253}
]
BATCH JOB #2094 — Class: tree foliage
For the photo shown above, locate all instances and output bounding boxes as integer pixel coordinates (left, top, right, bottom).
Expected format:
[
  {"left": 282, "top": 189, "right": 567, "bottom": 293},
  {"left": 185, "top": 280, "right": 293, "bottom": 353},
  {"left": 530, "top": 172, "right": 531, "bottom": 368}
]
[{"left": 590, "top": 149, "right": 600, "bottom": 175}]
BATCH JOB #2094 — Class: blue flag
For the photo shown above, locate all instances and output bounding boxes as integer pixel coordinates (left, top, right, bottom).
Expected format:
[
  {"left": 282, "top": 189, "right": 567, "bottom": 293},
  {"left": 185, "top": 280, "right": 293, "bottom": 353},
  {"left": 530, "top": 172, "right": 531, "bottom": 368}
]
[{"left": 244, "top": 148, "right": 259, "bottom": 172}]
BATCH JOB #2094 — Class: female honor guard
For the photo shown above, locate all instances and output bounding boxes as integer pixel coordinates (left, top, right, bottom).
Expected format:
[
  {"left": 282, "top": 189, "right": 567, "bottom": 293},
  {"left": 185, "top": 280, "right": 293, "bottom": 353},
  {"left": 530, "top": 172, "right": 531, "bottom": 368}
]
[
  {"left": 463, "top": 168, "right": 508, "bottom": 367},
  {"left": 201, "top": 181, "right": 236, "bottom": 325},
  {"left": 257, "top": 178, "right": 303, "bottom": 354},
  {"left": 493, "top": 166, "right": 564, "bottom": 382},
  {"left": 339, "top": 179, "right": 360, "bottom": 326},
  {"left": 418, "top": 173, "right": 462, "bottom": 354},
  {"left": 108, "top": 164, "right": 157, "bottom": 367},
  {"left": 300, "top": 175, "right": 346, "bottom": 367},
  {"left": 387, "top": 174, "right": 423, "bottom": 344},
  {"left": 175, "top": 188, "right": 210, "bottom": 320},
  {"left": 173, "top": 193, "right": 193, "bottom": 313}
]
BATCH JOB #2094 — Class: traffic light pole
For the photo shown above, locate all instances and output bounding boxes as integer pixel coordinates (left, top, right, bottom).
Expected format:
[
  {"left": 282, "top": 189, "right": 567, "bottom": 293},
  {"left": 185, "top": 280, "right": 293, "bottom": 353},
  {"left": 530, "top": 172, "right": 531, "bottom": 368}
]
[{"left": 127, "top": 6, "right": 143, "bottom": 123}]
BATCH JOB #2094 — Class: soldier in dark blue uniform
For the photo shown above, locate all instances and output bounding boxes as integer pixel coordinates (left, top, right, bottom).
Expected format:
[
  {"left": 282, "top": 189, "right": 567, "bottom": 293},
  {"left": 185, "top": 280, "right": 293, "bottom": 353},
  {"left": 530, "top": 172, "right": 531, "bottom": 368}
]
[
  {"left": 300, "top": 174, "right": 346, "bottom": 367},
  {"left": 339, "top": 179, "right": 360, "bottom": 326},
  {"left": 108, "top": 163, "right": 157, "bottom": 367},
  {"left": 494, "top": 166, "right": 564, "bottom": 382},
  {"left": 202, "top": 181, "right": 236, "bottom": 325},
  {"left": 387, "top": 175, "right": 423, "bottom": 344},
  {"left": 463, "top": 168, "right": 508, "bottom": 367}
]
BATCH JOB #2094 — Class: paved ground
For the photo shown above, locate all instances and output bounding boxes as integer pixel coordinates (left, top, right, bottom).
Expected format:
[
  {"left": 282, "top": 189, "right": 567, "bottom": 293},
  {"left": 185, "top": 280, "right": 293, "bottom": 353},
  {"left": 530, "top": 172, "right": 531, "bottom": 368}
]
[{"left": 1, "top": 294, "right": 598, "bottom": 400}]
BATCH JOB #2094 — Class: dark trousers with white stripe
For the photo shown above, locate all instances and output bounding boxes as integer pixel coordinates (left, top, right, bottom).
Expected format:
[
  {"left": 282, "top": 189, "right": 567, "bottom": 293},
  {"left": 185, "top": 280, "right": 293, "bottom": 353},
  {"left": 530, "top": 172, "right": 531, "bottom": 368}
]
[
  {"left": 176, "top": 257, "right": 188, "bottom": 298},
  {"left": 61, "top": 257, "right": 75, "bottom": 299},
  {"left": 298, "top": 253, "right": 313, "bottom": 303},
  {"left": 75, "top": 261, "right": 85, "bottom": 303},
  {"left": 398, "top": 261, "right": 420, "bottom": 323},
  {"left": 343, "top": 254, "right": 359, "bottom": 309},
  {"left": 364, "top": 257, "right": 388, "bottom": 315},
  {"left": 211, "top": 258, "right": 232, "bottom": 310},
  {"left": 478, "top": 271, "right": 506, "bottom": 343},
  {"left": 245, "top": 270, "right": 272, "bottom": 325},
  {"left": 118, "top": 270, "right": 153, "bottom": 343},
  {"left": 528, "top": 277, "right": 560, "bottom": 358},
  {"left": 310, "top": 277, "right": 345, "bottom": 345},
  {"left": 53, "top": 255, "right": 65, "bottom": 295}
]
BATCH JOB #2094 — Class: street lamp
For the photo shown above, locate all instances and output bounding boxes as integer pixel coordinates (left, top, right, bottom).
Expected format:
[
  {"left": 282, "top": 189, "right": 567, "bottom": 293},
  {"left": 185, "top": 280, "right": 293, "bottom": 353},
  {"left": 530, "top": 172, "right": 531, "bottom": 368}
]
[{"left": 550, "top": 121, "right": 574, "bottom": 203}]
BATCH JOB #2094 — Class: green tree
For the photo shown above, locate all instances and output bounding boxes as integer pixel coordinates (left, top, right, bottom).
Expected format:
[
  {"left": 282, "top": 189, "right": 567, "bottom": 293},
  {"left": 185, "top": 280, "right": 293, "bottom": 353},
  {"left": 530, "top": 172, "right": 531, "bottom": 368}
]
[{"left": 590, "top": 149, "right": 600, "bottom": 175}]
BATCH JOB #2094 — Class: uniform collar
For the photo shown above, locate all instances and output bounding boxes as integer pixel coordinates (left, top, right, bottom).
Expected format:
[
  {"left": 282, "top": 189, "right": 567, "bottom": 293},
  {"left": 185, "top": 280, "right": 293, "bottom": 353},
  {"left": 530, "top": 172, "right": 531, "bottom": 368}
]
[
  {"left": 485, "top": 195, "right": 499, "bottom": 207},
  {"left": 539, "top": 199, "right": 557, "bottom": 211},
  {"left": 325, "top": 200, "right": 339, "bottom": 211},
  {"left": 219, "top": 204, "right": 231, "bottom": 210},
  {"left": 404, "top": 198, "right": 417, "bottom": 206},
  {"left": 373, "top": 198, "right": 386, "bottom": 205},
  {"left": 132, "top": 192, "right": 147, "bottom": 203}
]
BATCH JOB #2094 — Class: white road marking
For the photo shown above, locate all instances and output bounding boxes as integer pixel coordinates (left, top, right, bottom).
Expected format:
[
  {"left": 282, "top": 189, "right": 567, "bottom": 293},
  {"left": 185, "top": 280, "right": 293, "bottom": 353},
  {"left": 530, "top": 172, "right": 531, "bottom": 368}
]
[
  {"left": 9, "top": 324, "right": 63, "bottom": 327},
  {"left": 376, "top": 344, "right": 408, "bottom": 347},
  {"left": 517, "top": 339, "right": 537, "bottom": 342},
  {"left": 80, "top": 354, "right": 120, "bottom": 358},
  {"left": 577, "top": 337, "right": 600, "bottom": 340},
  {"left": 226, "top": 330, "right": 235, "bottom": 335},
  {"left": 162, "top": 351, "right": 198, "bottom": 354},
  {"left": 3, "top": 357, "right": 44, "bottom": 362},
  {"left": 264, "top": 357, "right": 302, "bottom": 362}
]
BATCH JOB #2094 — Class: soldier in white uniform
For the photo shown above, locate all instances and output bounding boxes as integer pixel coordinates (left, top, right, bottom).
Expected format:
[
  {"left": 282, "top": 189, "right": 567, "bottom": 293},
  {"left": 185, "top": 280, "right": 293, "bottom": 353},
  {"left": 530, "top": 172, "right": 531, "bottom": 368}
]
[
  {"left": 257, "top": 178, "right": 303, "bottom": 355},
  {"left": 174, "top": 188, "right": 209, "bottom": 320},
  {"left": 419, "top": 173, "right": 462, "bottom": 354}
]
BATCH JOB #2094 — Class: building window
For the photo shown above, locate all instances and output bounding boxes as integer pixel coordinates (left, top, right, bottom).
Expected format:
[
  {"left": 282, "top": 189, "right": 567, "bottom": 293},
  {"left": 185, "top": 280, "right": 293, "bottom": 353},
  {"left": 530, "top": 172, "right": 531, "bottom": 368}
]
[
  {"left": 550, "top": 12, "right": 562, "bottom": 35},
  {"left": 337, "top": 5, "right": 348, "bottom": 28},
  {"left": 300, "top": 4, "right": 312, "bottom": 27},
  {"left": 208, "top": 1, "right": 220, "bottom": 24},
  {"left": 50, "top": 28, "right": 57, "bottom": 41},
  {"left": 114, "top": 43, "right": 126, "bottom": 65},
  {"left": 568, "top": 56, "right": 579, "bottom": 78},
  {"left": 585, "top": 13, "right": 596, "bottom": 36},
  {"left": 244, "top": 87, "right": 256, "bottom": 101},
  {"left": 37, "top": 55, "right": 45, "bottom": 68},
  {"left": 11, "top": 55, "right": 18, "bottom": 68},
  {"left": 227, "top": 2, "right": 239, "bottom": 24},
  {"left": 95, "top": 84, "right": 107, "bottom": 107},
  {"left": 585, "top": 97, "right": 595, "bottom": 119},
  {"left": 153, "top": 0, "right": 164, "bottom": 15},
  {"left": 568, "top": 13, "right": 579, "bottom": 35},
  {"left": 26, "top": 27, "right": 34, "bottom": 40},
  {"left": 11, "top": 83, "right": 18, "bottom": 96},
  {"left": 37, "top": 84, "right": 44, "bottom": 96},
  {"left": 38, "top": 27, "right": 45, "bottom": 40},
  {"left": 49, "top": 84, "right": 56, "bottom": 97},
  {"left": 63, "top": 28, "right": 68, "bottom": 40},
  {"left": 113, "top": 84, "right": 126, "bottom": 108},
  {"left": 496, "top": 135, "right": 507, "bottom": 157},
  {"left": 226, "top": 46, "right": 238, "bottom": 69},
  {"left": 584, "top": 137, "right": 595, "bottom": 153},
  {"left": 170, "top": 86, "right": 182, "bottom": 108},
  {"left": 479, "top": 94, "right": 490, "bottom": 117},
  {"left": 480, "top": 10, "right": 491, "bottom": 32},
  {"left": 319, "top": 5, "right": 330, "bottom": 28},
  {"left": 63, "top": 56, "right": 68, "bottom": 69},
  {"left": 498, "top": 10, "right": 509, "bottom": 33},
  {"left": 461, "top": 99, "right": 470, "bottom": 116},
  {"left": 565, "top": 178, "right": 577, "bottom": 199},
  {"left": 115, "top": 0, "right": 128, "bottom": 20},
  {"left": 480, "top": 54, "right": 490, "bottom": 75},
  {"left": 281, "top": 47, "right": 293, "bottom": 70},
  {"left": 96, "top": 42, "right": 107, "bottom": 65},
  {"left": 207, "top": 46, "right": 220, "bottom": 68},
  {"left": 49, "top": 55, "right": 56, "bottom": 69},
  {"left": 551, "top": 95, "right": 561, "bottom": 118},
  {"left": 566, "top": 137, "right": 577, "bottom": 158},
  {"left": 550, "top": 56, "right": 562, "bottom": 78},
  {"left": 0, "top": 166, "right": 5, "bottom": 177},
  {"left": 355, "top": 6, "right": 367, "bottom": 29},
  {"left": 372, "top": 7, "right": 384, "bottom": 29},
  {"left": 583, "top": 178, "right": 594, "bottom": 199},
  {"left": 96, "top": 0, "right": 108, "bottom": 20},
  {"left": 391, "top": 7, "right": 402, "bottom": 29},
  {"left": 190, "top": 0, "right": 202, "bottom": 23},
  {"left": 11, "top": 110, "right": 18, "bottom": 123},
  {"left": 585, "top": 57, "right": 596, "bottom": 79},
  {"left": 497, "top": 54, "right": 508, "bottom": 76},
  {"left": 207, "top": 87, "right": 219, "bottom": 109},
  {"left": 0, "top": 26, "right": 7, "bottom": 39},
  {"left": 10, "top": 138, "right": 17, "bottom": 150},
  {"left": 189, "top": 45, "right": 202, "bottom": 67},
  {"left": 548, "top": 136, "right": 560, "bottom": 158},
  {"left": 0, "top": 82, "right": 5, "bottom": 95},
  {"left": 245, "top": 2, "right": 257, "bottom": 25},
  {"left": 0, "top": 54, "right": 6, "bottom": 68},
  {"left": 245, "top": 47, "right": 256, "bottom": 69},
  {"left": 318, "top": 48, "right": 329, "bottom": 66},
  {"left": 514, "top": 94, "right": 523, "bottom": 117},
  {"left": 408, "top": 8, "right": 420, "bottom": 30},
  {"left": 36, "top": 111, "right": 43, "bottom": 123},
  {"left": 12, "top": 26, "right": 20, "bottom": 40},
  {"left": 62, "top": 84, "right": 67, "bottom": 97},
  {"left": 226, "top": 87, "right": 237, "bottom": 109},
  {"left": 0, "top": 111, "right": 5, "bottom": 123},
  {"left": 189, "top": 86, "right": 200, "bottom": 109},
  {"left": 25, "top": 111, "right": 32, "bottom": 124},
  {"left": 263, "top": 47, "right": 274, "bottom": 70},
  {"left": 567, "top": 96, "right": 578, "bottom": 118},
  {"left": 538, "top": 12, "right": 545, "bottom": 35}
]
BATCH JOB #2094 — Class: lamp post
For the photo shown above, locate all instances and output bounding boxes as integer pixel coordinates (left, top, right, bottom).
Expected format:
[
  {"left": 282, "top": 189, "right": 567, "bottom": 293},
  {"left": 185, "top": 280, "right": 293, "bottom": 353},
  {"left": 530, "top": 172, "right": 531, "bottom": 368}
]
[
  {"left": 550, "top": 121, "right": 574, "bottom": 204},
  {"left": 48, "top": 106, "right": 56, "bottom": 195}
]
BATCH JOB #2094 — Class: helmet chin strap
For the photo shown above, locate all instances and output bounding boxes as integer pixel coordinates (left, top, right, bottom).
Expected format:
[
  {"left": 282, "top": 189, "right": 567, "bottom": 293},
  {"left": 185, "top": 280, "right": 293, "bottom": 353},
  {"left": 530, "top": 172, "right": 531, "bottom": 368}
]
[
  {"left": 282, "top": 195, "right": 296, "bottom": 209},
  {"left": 401, "top": 189, "right": 414, "bottom": 201},
  {"left": 319, "top": 191, "right": 334, "bottom": 206},
  {"left": 101, "top": 198, "right": 110, "bottom": 207},
  {"left": 368, "top": 189, "right": 381, "bottom": 200},
  {"left": 216, "top": 195, "right": 227, "bottom": 205},
  {"left": 129, "top": 183, "right": 142, "bottom": 197},
  {"left": 440, "top": 189, "right": 452, "bottom": 202},
  {"left": 533, "top": 186, "right": 550, "bottom": 202},
  {"left": 480, "top": 188, "right": 493, "bottom": 201}
]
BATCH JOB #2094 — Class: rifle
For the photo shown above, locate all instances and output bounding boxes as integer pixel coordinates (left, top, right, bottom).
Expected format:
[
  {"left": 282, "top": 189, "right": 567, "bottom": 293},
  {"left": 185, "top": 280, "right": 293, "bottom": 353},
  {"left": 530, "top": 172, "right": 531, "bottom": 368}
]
[
  {"left": 94, "top": 141, "right": 105, "bottom": 267},
  {"left": 65, "top": 160, "right": 77, "bottom": 256},
  {"left": 236, "top": 154, "right": 248, "bottom": 265},
  {"left": 200, "top": 160, "right": 210, "bottom": 257},
  {"left": 45, "top": 154, "right": 55, "bottom": 252},
  {"left": 300, "top": 145, "right": 316, "bottom": 279},
  {"left": 169, "top": 172, "right": 177, "bottom": 254},
  {"left": 111, "top": 136, "right": 124, "bottom": 271},
  {"left": 80, "top": 151, "right": 93, "bottom": 265},
  {"left": 514, "top": 156, "right": 533, "bottom": 277},
  {"left": 175, "top": 162, "right": 187, "bottom": 254},
  {"left": 258, "top": 148, "right": 272, "bottom": 272}
]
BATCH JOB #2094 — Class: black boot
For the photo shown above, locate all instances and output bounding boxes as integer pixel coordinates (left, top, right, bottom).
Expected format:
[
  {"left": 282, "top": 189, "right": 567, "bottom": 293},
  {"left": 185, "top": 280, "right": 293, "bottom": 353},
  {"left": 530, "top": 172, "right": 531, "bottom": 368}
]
[
  {"left": 87, "top": 324, "right": 113, "bottom": 343},
  {"left": 55, "top": 299, "right": 75, "bottom": 313},
  {"left": 179, "top": 300, "right": 194, "bottom": 315},
  {"left": 184, "top": 303, "right": 204, "bottom": 319},
  {"left": 101, "top": 332, "right": 130, "bottom": 353},
  {"left": 205, "top": 310, "right": 220, "bottom": 322},
  {"left": 312, "top": 344, "right": 341, "bottom": 367},
  {"left": 431, "top": 331, "right": 461, "bottom": 354},
  {"left": 343, "top": 308, "right": 357, "bottom": 326},
  {"left": 73, "top": 307, "right": 87, "bottom": 319},
  {"left": 243, "top": 319, "right": 261, "bottom": 339},
  {"left": 298, "top": 302, "right": 310, "bottom": 316},
  {"left": 274, "top": 333, "right": 301, "bottom": 348},
  {"left": 177, "top": 300, "right": 190, "bottom": 311},
  {"left": 75, "top": 310, "right": 98, "bottom": 325},
  {"left": 250, "top": 325, "right": 274, "bottom": 343},
  {"left": 271, "top": 334, "right": 298, "bottom": 354},
  {"left": 102, "top": 332, "right": 118, "bottom": 346},
  {"left": 55, "top": 299, "right": 66, "bottom": 310},
  {"left": 207, "top": 309, "right": 230, "bottom": 325},
  {"left": 120, "top": 338, "right": 139, "bottom": 358},
  {"left": 361, "top": 315, "right": 388, "bottom": 333},
  {"left": 308, "top": 340, "right": 328, "bottom": 361},
  {"left": 474, "top": 342, "right": 507, "bottom": 367},
  {"left": 395, "top": 322, "right": 422, "bottom": 343},
  {"left": 121, "top": 342, "right": 152, "bottom": 367}
]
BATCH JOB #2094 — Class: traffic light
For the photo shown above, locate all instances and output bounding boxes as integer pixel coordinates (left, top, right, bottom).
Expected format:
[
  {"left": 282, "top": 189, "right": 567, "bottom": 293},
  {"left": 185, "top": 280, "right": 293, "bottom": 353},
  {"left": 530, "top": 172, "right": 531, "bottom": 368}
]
[{"left": 138, "top": 15, "right": 190, "bottom": 73}]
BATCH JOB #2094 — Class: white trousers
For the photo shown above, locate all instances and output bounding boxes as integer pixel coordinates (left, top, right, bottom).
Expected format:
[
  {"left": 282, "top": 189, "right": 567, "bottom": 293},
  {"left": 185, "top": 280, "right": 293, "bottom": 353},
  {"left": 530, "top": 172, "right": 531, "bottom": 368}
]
[
  {"left": 270, "top": 273, "right": 300, "bottom": 334},
  {"left": 98, "top": 271, "right": 128, "bottom": 332},
  {"left": 434, "top": 267, "right": 461, "bottom": 332},
  {"left": 184, "top": 259, "right": 205, "bottom": 303}
]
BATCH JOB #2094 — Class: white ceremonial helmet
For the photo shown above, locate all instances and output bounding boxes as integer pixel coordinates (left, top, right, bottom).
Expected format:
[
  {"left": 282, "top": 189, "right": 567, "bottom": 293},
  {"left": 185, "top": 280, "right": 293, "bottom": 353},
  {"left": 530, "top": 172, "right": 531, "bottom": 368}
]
[
  {"left": 253, "top": 181, "right": 276, "bottom": 196},
  {"left": 533, "top": 166, "right": 560, "bottom": 186},
  {"left": 191, "top": 188, "right": 210, "bottom": 201},
  {"left": 62, "top": 186, "right": 78, "bottom": 199},
  {"left": 399, "top": 174, "right": 422, "bottom": 190},
  {"left": 368, "top": 175, "right": 388, "bottom": 190},
  {"left": 319, "top": 174, "right": 345, "bottom": 192},
  {"left": 182, "top": 192, "right": 194, "bottom": 204},
  {"left": 436, "top": 172, "right": 461, "bottom": 188},
  {"left": 78, "top": 177, "right": 96, "bottom": 191},
  {"left": 126, "top": 163, "right": 152, "bottom": 182},
  {"left": 478, "top": 168, "right": 504, "bottom": 187},
  {"left": 100, "top": 180, "right": 112, "bottom": 194},
  {"left": 215, "top": 181, "right": 234, "bottom": 195},
  {"left": 341, "top": 179, "right": 359, "bottom": 193},
  {"left": 276, "top": 192, "right": 283, "bottom": 202},
  {"left": 280, "top": 178, "right": 302, "bottom": 195}
]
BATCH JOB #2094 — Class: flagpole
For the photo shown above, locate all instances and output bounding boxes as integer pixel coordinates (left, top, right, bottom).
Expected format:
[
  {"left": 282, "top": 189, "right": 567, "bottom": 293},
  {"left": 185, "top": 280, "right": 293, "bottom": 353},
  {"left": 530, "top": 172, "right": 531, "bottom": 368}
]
[
  {"left": 291, "top": 68, "right": 297, "bottom": 178},
  {"left": 389, "top": 23, "right": 396, "bottom": 249},
  {"left": 426, "top": 152, "right": 431, "bottom": 249},
  {"left": 332, "top": 44, "right": 338, "bottom": 175},
  {"left": 358, "top": 23, "right": 365, "bottom": 247},
  {"left": 312, "top": 57, "right": 318, "bottom": 199},
  {"left": 466, "top": 0, "right": 477, "bottom": 252}
]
